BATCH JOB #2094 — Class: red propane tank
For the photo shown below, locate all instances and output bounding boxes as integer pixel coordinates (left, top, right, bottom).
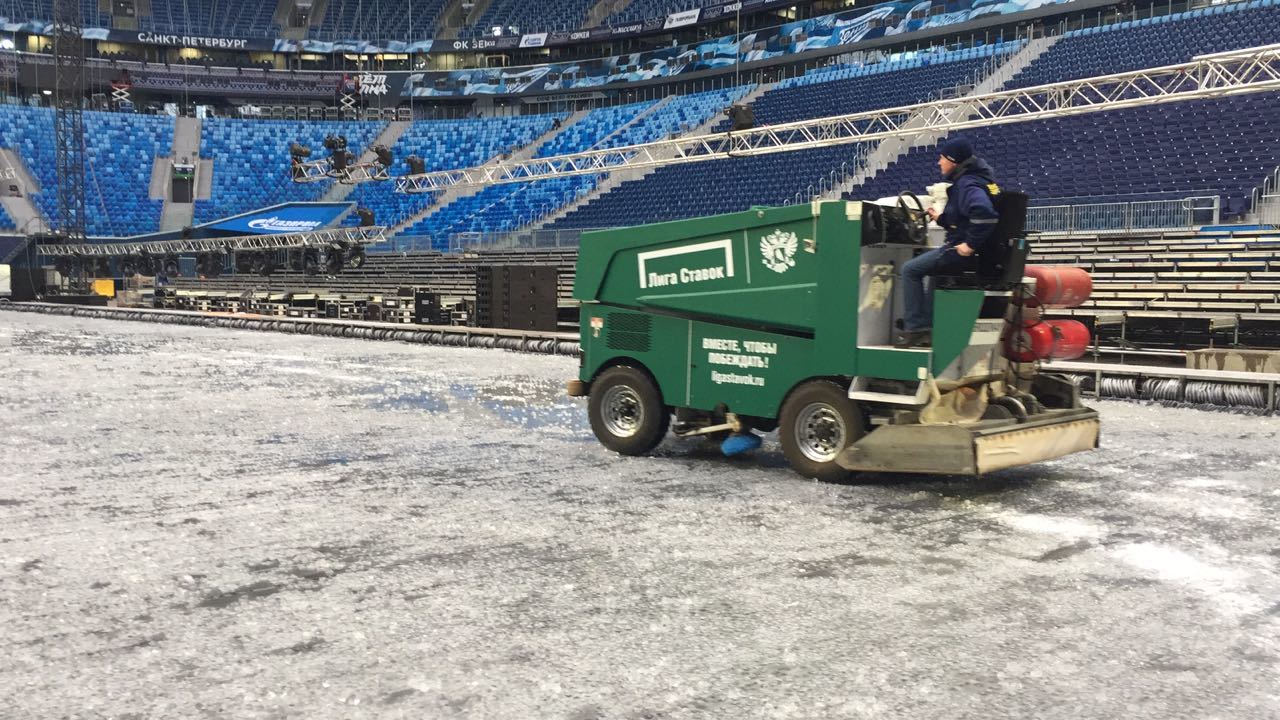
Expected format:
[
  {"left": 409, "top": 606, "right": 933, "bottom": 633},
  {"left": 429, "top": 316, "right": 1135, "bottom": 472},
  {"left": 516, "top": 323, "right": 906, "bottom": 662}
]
[
  {"left": 1024, "top": 265, "right": 1093, "bottom": 308},
  {"left": 1005, "top": 322, "right": 1055, "bottom": 362},
  {"left": 1045, "top": 319, "right": 1091, "bottom": 360},
  {"left": 1004, "top": 319, "right": 1092, "bottom": 362}
]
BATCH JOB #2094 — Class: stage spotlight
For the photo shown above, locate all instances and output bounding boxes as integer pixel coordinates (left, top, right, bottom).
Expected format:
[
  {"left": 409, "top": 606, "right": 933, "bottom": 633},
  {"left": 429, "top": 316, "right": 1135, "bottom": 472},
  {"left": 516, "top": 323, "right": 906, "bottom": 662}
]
[
  {"left": 406, "top": 154, "right": 426, "bottom": 175},
  {"left": 162, "top": 254, "right": 181, "bottom": 277},
  {"left": 345, "top": 245, "right": 367, "bottom": 270},
  {"left": 289, "top": 142, "right": 311, "bottom": 160},
  {"left": 331, "top": 148, "right": 352, "bottom": 173},
  {"left": 196, "top": 252, "right": 223, "bottom": 278},
  {"left": 138, "top": 252, "right": 157, "bottom": 276},
  {"left": 121, "top": 256, "right": 138, "bottom": 278},
  {"left": 727, "top": 103, "right": 755, "bottom": 131},
  {"left": 302, "top": 248, "right": 320, "bottom": 276},
  {"left": 356, "top": 207, "right": 375, "bottom": 227},
  {"left": 93, "top": 258, "right": 110, "bottom": 277},
  {"left": 253, "top": 252, "right": 278, "bottom": 277},
  {"left": 322, "top": 134, "right": 347, "bottom": 152},
  {"left": 373, "top": 144, "right": 393, "bottom": 168},
  {"left": 324, "top": 245, "right": 346, "bottom": 275},
  {"left": 235, "top": 252, "right": 253, "bottom": 274}
]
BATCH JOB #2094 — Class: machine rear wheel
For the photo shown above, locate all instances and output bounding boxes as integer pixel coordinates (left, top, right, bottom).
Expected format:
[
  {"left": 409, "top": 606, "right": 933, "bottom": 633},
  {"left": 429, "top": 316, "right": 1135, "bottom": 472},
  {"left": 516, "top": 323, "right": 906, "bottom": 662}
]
[
  {"left": 779, "top": 380, "right": 864, "bottom": 482},
  {"left": 588, "top": 366, "right": 669, "bottom": 456}
]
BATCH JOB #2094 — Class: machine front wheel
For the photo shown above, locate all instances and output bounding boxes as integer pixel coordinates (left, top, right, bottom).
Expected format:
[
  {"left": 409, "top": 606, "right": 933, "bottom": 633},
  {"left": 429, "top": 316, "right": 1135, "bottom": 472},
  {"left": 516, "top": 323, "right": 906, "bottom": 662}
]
[
  {"left": 588, "top": 366, "right": 669, "bottom": 456},
  {"left": 779, "top": 380, "right": 864, "bottom": 482}
]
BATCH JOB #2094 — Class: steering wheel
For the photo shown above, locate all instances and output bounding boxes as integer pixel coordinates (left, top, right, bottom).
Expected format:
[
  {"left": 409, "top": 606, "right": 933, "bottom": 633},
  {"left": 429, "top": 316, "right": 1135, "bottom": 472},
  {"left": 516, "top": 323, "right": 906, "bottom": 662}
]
[{"left": 897, "top": 192, "right": 930, "bottom": 239}]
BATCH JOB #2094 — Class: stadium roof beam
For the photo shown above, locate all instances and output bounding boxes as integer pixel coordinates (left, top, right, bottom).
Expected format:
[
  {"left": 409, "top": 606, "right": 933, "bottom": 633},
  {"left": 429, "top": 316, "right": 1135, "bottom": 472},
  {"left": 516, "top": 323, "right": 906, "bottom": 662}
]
[
  {"left": 395, "top": 43, "right": 1280, "bottom": 193},
  {"left": 35, "top": 226, "right": 389, "bottom": 257}
]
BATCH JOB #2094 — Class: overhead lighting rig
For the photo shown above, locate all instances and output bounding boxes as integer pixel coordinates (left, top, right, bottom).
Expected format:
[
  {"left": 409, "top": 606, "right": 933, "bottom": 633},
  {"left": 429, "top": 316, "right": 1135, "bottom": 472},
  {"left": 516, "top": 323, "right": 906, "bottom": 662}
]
[{"left": 289, "top": 137, "right": 395, "bottom": 185}]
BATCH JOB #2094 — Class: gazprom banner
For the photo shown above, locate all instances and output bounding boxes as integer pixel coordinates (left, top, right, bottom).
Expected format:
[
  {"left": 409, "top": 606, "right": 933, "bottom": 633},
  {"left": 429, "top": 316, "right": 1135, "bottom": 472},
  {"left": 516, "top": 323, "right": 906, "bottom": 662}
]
[
  {"left": 664, "top": 9, "right": 701, "bottom": 29},
  {"left": 205, "top": 203, "right": 352, "bottom": 235}
]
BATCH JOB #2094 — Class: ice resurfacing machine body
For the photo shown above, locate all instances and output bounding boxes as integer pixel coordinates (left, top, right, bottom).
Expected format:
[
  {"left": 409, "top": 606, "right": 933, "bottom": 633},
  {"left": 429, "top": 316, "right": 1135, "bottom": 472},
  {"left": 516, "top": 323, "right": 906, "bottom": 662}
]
[{"left": 568, "top": 199, "right": 1099, "bottom": 480}]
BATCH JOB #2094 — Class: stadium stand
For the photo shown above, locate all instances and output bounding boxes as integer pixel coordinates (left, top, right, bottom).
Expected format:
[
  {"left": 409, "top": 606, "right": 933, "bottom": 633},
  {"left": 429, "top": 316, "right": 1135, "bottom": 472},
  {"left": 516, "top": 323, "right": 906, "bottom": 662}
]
[
  {"left": 310, "top": 0, "right": 448, "bottom": 42},
  {"left": 850, "top": 93, "right": 1280, "bottom": 219},
  {"left": 460, "top": 0, "right": 595, "bottom": 37},
  {"left": 0, "top": 105, "right": 55, "bottom": 229},
  {"left": 0, "top": 204, "right": 15, "bottom": 231},
  {"left": 849, "top": 2, "right": 1280, "bottom": 214},
  {"left": 399, "top": 101, "right": 659, "bottom": 245},
  {"left": 602, "top": 0, "right": 692, "bottom": 29},
  {"left": 550, "top": 48, "right": 1006, "bottom": 230},
  {"left": 195, "top": 118, "right": 384, "bottom": 224},
  {"left": 84, "top": 111, "right": 174, "bottom": 236},
  {"left": 401, "top": 88, "right": 750, "bottom": 248},
  {"left": 0, "top": 105, "right": 172, "bottom": 237},
  {"left": 141, "top": 0, "right": 278, "bottom": 37},
  {"left": 343, "top": 114, "right": 560, "bottom": 232},
  {"left": 1008, "top": 0, "right": 1280, "bottom": 90}
]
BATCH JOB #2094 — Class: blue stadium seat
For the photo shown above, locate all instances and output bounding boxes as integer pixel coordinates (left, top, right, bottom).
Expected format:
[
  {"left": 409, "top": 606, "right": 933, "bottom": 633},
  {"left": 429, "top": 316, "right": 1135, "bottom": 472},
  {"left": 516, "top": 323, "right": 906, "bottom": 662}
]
[{"left": 197, "top": 118, "right": 383, "bottom": 224}]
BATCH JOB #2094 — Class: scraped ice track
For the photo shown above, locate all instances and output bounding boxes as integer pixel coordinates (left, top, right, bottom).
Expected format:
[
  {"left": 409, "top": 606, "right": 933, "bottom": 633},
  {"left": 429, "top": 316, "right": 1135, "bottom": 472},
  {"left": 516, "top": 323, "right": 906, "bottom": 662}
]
[{"left": 3, "top": 313, "right": 1280, "bottom": 719}]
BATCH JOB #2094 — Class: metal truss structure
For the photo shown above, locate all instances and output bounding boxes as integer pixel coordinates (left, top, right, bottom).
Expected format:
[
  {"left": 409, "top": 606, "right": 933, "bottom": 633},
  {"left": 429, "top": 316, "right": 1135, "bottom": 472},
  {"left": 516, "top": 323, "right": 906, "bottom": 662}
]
[
  {"left": 394, "top": 43, "right": 1280, "bottom": 193},
  {"left": 36, "top": 226, "right": 388, "bottom": 257},
  {"left": 292, "top": 158, "right": 390, "bottom": 185},
  {"left": 52, "top": 0, "right": 87, "bottom": 243}
]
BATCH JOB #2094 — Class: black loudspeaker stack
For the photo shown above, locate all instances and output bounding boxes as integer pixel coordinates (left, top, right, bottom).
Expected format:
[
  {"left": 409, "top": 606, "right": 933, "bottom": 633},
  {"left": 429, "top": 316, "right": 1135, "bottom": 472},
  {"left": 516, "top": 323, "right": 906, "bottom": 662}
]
[{"left": 475, "top": 265, "right": 558, "bottom": 331}]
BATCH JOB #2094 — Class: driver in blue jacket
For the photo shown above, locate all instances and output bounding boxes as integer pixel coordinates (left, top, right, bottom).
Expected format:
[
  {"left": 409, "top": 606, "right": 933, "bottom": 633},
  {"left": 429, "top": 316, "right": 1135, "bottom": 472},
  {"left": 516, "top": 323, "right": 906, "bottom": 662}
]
[{"left": 895, "top": 137, "right": 1000, "bottom": 348}]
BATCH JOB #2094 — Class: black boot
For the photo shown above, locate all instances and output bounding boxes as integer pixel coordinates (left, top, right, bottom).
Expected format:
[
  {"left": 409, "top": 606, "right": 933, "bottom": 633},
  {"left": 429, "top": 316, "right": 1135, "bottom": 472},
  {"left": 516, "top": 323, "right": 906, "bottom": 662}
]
[{"left": 894, "top": 330, "right": 932, "bottom": 348}]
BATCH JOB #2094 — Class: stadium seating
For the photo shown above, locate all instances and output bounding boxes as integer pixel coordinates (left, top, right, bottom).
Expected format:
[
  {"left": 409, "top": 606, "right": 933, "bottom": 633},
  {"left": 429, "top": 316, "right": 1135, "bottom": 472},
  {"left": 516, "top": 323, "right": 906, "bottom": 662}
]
[
  {"left": 311, "top": 0, "right": 448, "bottom": 42},
  {"left": 141, "top": 0, "right": 278, "bottom": 37},
  {"left": 0, "top": 106, "right": 172, "bottom": 237},
  {"left": 0, "top": 105, "right": 56, "bottom": 231},
  {"left": 849, "top": 2, "right": 1280, "bottom": 213},
  {"left": 551, "top": 51, "right": 998, "bottom": 230},
  {"left": 460, "top": 0, "right": 595, "bottom": 37},
  {"left": 403, "top": 88, "right": 748, "bottom": 248},
  {"left": 849, "top": 93, "right": 1280, "bottom": 216},
  {"left": 196, "top": 118, "right": 383, "bottom": 224},
  {"left": 344, "top": 114, "right": 559, "bottom": 232},
  {"left": 84, "top": 111, "right": 174, "bottom": 236},
  {"left": 0, "top": 204, "right": 15, "bottom": 231},
  {"left": 1009, "top": 0, "right": 1280, "bottom": 90}
]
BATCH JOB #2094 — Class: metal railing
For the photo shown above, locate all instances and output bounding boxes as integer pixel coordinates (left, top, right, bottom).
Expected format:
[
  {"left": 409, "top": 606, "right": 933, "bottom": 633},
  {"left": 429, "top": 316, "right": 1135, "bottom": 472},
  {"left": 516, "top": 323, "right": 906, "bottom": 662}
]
[
  {"left": 1257, "top": 194, "right": 1280, "bottom": 226},
  {"left": 1027, "top": 196, "right": 1221, "bottom": 234},
  {"left": 1251, "top": 164, "right": 1280, "bottom": 217}
]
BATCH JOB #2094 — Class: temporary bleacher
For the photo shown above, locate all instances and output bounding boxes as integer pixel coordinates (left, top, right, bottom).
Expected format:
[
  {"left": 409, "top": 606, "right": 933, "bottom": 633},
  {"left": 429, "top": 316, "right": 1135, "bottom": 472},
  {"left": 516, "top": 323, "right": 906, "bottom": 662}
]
[{"left": 1029, "top": 228, "right": 1280, "bottom": 349}]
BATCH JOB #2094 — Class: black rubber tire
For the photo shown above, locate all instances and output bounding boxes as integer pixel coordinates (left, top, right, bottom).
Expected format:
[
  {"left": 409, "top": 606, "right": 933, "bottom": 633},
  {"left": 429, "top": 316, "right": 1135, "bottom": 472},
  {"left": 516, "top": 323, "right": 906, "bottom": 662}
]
[
  {"left": 587, "top": 366, "right": 669, "bottom": 456},
  {"left": 778, "top": 380, "right": 864, "bottom": 483}
]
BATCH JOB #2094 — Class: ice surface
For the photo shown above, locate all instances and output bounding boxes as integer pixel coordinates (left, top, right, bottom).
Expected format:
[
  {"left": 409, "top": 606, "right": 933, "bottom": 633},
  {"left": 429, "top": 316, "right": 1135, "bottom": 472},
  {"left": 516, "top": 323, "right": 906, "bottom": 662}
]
[{"left": 3, "top": 313, "right": 1280, "bottom": 719}]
